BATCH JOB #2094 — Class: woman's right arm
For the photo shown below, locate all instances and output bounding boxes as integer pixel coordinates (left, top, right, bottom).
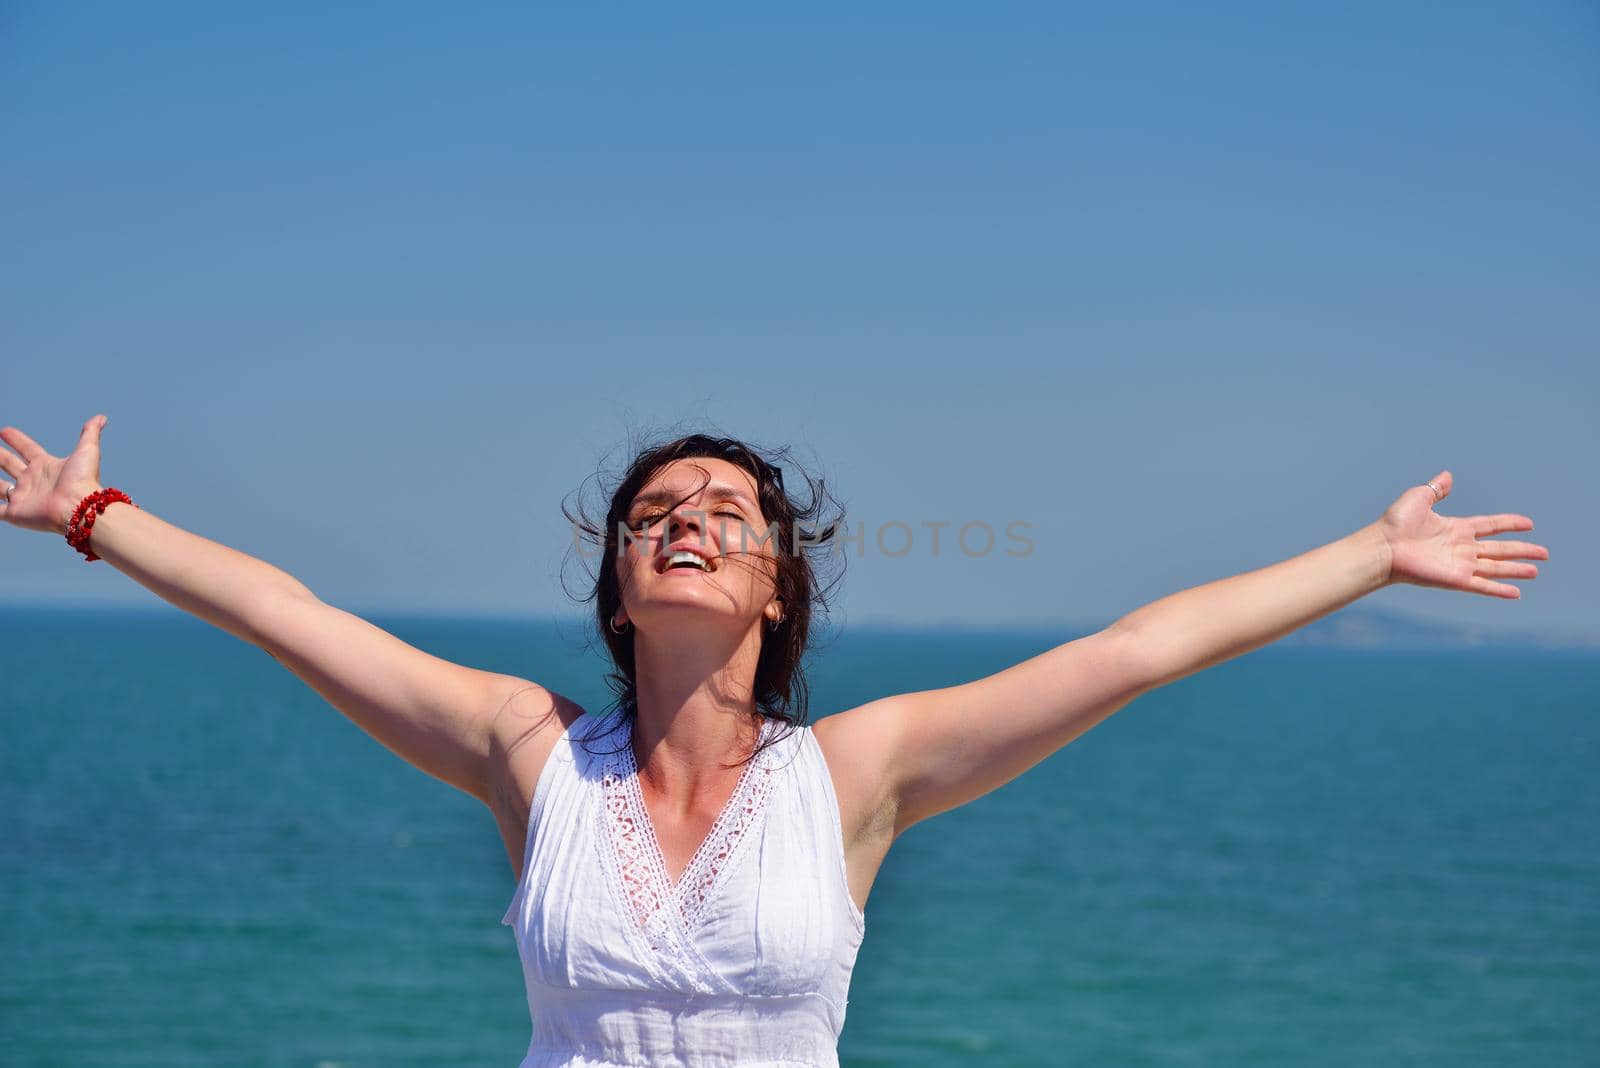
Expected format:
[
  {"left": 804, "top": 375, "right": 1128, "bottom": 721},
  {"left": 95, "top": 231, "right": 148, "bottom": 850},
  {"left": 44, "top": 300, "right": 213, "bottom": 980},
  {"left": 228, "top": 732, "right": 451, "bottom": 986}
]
[{"left": 0, "top": 416, "right": 537, "bottom": 806}]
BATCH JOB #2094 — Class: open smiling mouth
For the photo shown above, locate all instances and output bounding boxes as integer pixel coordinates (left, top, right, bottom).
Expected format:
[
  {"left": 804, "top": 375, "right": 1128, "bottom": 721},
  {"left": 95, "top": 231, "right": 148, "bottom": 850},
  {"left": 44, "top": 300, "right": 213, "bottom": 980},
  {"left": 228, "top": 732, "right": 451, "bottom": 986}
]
[{"left": 661, "top": 550, "right": 717, "bottom": 574}]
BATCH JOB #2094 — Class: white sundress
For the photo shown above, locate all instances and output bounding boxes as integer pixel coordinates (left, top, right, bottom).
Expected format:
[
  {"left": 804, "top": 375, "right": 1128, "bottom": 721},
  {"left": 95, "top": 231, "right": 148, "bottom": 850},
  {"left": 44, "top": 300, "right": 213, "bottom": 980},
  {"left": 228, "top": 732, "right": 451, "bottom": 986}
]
[{"left": 501, "top": 707, "right": 868, "bottom": 1067}]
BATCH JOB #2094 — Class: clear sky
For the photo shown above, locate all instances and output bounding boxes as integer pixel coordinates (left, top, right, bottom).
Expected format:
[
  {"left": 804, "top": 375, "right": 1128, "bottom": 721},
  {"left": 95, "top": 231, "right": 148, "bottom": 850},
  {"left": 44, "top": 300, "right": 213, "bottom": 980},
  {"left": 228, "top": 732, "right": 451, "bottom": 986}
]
[{"left": 3, "top": 1, "right": 1594, "bottom": 636}]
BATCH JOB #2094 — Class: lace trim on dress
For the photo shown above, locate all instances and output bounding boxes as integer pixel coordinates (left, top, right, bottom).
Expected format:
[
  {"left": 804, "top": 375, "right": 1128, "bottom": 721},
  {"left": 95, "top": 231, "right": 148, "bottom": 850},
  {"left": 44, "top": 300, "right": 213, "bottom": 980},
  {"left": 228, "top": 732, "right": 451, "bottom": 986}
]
[
  {"left": 599, "top": 718, "right": 777, "bottom": 952},
  {"left": 672, "top": 727, "right": 778, "bottom": 931}
]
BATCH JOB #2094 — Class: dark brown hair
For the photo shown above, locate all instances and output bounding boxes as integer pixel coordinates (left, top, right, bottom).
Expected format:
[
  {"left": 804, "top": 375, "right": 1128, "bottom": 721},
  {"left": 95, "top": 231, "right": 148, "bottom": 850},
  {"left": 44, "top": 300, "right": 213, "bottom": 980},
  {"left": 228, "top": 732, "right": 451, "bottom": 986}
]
[{"left": 561, "top": 426, "right": 846, "bottom": 765}]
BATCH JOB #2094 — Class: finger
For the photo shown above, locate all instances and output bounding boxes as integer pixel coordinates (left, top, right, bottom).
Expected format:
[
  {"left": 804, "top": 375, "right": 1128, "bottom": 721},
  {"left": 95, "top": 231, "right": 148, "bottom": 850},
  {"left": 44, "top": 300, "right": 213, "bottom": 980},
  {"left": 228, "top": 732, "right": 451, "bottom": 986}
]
[
  {"left": 1470, "top": 514, "right": 1535, "bottom": 537},
  {"left": 80, "top": 414, "right": 106, "bottom": 445},
  {"left": 1476, "top": 539, "right": 1550, "bottom": 561},
  {"left": 0, "top": 448, "right": 21, "bottom": 477},
  {"left": 1426, "top": 470, "right": 1452, "bottom": 502},
  {"left": 1465, "top": 575, "right": 1521, "bottom": 599},
  {"left": 1474, "top": 559, "right": 1539, "bottom": 580},
  {"left": 0, "top": 425, "right": 48, "bottom": 464}
]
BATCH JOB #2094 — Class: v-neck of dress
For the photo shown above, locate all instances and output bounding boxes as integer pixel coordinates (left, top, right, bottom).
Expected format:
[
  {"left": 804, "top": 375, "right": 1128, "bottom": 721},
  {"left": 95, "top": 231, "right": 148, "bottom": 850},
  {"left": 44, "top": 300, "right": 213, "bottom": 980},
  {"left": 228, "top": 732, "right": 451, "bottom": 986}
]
[{"left": 599, "top": 715, "right": 779, "bottom": 942}]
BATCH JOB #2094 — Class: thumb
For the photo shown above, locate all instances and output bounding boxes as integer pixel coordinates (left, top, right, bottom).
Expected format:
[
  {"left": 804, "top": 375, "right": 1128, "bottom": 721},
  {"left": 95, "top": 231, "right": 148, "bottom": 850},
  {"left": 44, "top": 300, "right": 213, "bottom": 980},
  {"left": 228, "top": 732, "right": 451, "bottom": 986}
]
[{"left": 83, "top": 414, "right": 106, "bottom": 441}]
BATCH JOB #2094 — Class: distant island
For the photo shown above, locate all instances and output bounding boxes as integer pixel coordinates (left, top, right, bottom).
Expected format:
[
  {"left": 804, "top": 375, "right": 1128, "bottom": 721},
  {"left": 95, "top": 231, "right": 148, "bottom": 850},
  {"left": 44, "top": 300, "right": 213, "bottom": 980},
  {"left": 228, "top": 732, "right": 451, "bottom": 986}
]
[
  {"left": 837, "top": 605, "right": 1600, "bottom": 652},
  {"left": 1269, "top": 605, "right": 1600, "bottom": 651}
]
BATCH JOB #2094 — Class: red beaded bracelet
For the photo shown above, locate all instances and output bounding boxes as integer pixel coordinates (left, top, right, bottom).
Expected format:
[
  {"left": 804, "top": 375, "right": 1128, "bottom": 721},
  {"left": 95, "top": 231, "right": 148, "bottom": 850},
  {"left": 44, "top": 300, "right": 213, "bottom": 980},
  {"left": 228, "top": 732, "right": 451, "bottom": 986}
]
[{"left": 66, "top": 487, "right": 138, "bottom": 562}]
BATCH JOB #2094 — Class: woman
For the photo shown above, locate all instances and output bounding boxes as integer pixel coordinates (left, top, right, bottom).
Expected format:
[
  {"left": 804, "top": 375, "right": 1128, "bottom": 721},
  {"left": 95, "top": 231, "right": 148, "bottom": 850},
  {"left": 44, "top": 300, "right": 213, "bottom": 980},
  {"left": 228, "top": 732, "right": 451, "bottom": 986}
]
[{"left": 0, "top": 415, "right": 1549, "bottom": 1067}]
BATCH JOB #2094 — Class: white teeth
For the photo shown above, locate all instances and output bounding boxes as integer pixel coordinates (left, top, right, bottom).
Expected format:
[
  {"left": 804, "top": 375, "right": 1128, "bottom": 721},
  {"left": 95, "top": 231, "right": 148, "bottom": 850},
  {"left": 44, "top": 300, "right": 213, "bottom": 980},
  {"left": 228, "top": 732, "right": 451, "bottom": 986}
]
[{"left": 666, "top": 551, "right": 710, "bottom": 571}]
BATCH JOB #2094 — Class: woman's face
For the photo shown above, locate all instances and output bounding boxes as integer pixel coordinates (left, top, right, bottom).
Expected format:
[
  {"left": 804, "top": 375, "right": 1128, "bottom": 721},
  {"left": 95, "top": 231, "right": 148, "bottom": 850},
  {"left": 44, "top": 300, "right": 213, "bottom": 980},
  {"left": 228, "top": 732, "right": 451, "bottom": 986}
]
[{"left": 613, "top": 457, "right": 782, "bottom": 634}]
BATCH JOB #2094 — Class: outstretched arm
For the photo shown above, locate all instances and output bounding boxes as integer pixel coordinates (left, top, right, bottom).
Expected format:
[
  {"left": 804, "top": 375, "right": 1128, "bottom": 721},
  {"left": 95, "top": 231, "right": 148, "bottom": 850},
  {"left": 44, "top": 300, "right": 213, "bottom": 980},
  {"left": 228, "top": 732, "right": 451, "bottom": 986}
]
[
  {"left": 1117, "top": 469, "right": 1545, "bottom": 688},
  {"left": 0, "top": 416, "right": 532, "bottom": 805},
  {"left": 827, "top": 470, "right": 1549, "bottom": 837}
]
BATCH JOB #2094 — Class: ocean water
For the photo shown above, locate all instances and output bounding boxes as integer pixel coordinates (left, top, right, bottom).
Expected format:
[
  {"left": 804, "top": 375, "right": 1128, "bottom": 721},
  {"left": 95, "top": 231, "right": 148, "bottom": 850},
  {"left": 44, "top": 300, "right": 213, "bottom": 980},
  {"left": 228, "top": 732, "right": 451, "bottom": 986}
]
[{"left": 2, "top": 607, "right": 1595, "bottom": 1067}]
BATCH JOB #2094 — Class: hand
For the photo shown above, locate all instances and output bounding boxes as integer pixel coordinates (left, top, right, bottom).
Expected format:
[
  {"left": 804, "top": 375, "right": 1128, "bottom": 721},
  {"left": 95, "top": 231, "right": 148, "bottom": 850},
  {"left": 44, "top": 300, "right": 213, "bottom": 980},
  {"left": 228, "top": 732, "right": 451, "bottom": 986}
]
[
  {"left": 0, "top": 416, "right": 109, "bottom": 535},
  {"left": 1375, "top": 470, "right": 1549, "bottom": 599}
]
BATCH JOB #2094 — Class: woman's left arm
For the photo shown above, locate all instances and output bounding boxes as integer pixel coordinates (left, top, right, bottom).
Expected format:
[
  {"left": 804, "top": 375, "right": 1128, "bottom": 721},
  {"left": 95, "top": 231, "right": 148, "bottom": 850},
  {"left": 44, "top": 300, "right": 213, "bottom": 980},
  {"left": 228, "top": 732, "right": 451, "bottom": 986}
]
[
  {"left": 829, "top": 470, "right": 1550, "bottom": 838},
  {"left": 1116, "top": 469, "right": 1548, "bottom": 689}
]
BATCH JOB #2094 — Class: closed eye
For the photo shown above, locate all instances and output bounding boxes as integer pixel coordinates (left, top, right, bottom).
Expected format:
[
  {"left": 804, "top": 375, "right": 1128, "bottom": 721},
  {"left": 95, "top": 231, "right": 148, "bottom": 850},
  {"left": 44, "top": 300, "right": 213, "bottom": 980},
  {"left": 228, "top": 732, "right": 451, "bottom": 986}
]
[{"left": 628, "top": 509, "right": 745, "bottom": 529}]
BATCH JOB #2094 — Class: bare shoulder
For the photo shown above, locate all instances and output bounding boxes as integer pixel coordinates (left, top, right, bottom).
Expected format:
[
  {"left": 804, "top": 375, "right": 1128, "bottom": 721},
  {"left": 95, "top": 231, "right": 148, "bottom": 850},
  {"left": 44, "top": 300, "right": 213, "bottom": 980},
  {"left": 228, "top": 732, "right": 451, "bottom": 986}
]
[
  {"left": 491, "top": 681, "right": 589, "bottom": 763},
  {"left": 484, "top": 681, "right": 590, "bottom": 869},
  {"left": 811, "top": 697, "right": 907, "bottom": 849}
]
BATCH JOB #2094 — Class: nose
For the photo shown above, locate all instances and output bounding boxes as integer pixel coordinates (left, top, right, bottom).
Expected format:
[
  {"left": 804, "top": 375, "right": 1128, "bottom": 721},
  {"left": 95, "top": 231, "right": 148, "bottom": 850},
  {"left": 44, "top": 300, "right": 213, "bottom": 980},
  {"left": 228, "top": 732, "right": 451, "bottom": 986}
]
[{"left": 663, "top": 502, "right": 711, "bottom": 545}]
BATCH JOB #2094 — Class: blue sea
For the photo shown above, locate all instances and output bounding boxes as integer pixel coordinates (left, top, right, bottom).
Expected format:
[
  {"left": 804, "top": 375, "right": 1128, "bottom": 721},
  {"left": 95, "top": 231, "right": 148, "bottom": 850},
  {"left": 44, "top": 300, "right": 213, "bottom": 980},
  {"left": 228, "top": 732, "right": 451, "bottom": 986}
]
[{"left": 3, "top": 607, "right": 1596, "bottom": 1066}]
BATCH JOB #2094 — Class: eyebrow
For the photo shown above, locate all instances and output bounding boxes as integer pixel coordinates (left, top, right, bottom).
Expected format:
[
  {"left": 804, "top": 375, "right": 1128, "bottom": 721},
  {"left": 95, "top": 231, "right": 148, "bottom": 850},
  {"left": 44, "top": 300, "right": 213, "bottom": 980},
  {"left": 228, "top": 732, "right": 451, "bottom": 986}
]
[{"left": 629, "top": 483, "right": 758, "bottom": 513}]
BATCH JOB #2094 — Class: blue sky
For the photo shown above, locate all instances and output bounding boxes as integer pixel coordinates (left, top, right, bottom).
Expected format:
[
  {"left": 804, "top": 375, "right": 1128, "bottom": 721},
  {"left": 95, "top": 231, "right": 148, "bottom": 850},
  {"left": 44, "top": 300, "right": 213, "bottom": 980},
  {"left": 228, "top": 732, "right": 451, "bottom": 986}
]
[{"left": 2, "top": 1, "right": 1594, "bottom": 636}]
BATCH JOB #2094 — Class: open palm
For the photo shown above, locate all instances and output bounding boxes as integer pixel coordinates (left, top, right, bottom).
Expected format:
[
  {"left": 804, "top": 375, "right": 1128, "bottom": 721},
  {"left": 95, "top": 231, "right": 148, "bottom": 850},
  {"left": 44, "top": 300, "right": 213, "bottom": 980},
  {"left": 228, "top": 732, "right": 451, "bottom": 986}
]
[
  {"left": 1378, "top": 470, "right": 1549, "bottom": 599},
  {"left": 0, "top": 415, "right": 108, "bottom": 535}
]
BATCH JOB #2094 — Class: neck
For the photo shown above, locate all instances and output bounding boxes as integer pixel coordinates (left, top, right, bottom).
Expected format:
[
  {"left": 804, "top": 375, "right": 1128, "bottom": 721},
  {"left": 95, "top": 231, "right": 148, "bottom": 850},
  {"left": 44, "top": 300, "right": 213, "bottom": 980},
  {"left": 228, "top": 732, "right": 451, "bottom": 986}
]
[{"left": 628, "top": 622, "right": 766, "bottom": 814}]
